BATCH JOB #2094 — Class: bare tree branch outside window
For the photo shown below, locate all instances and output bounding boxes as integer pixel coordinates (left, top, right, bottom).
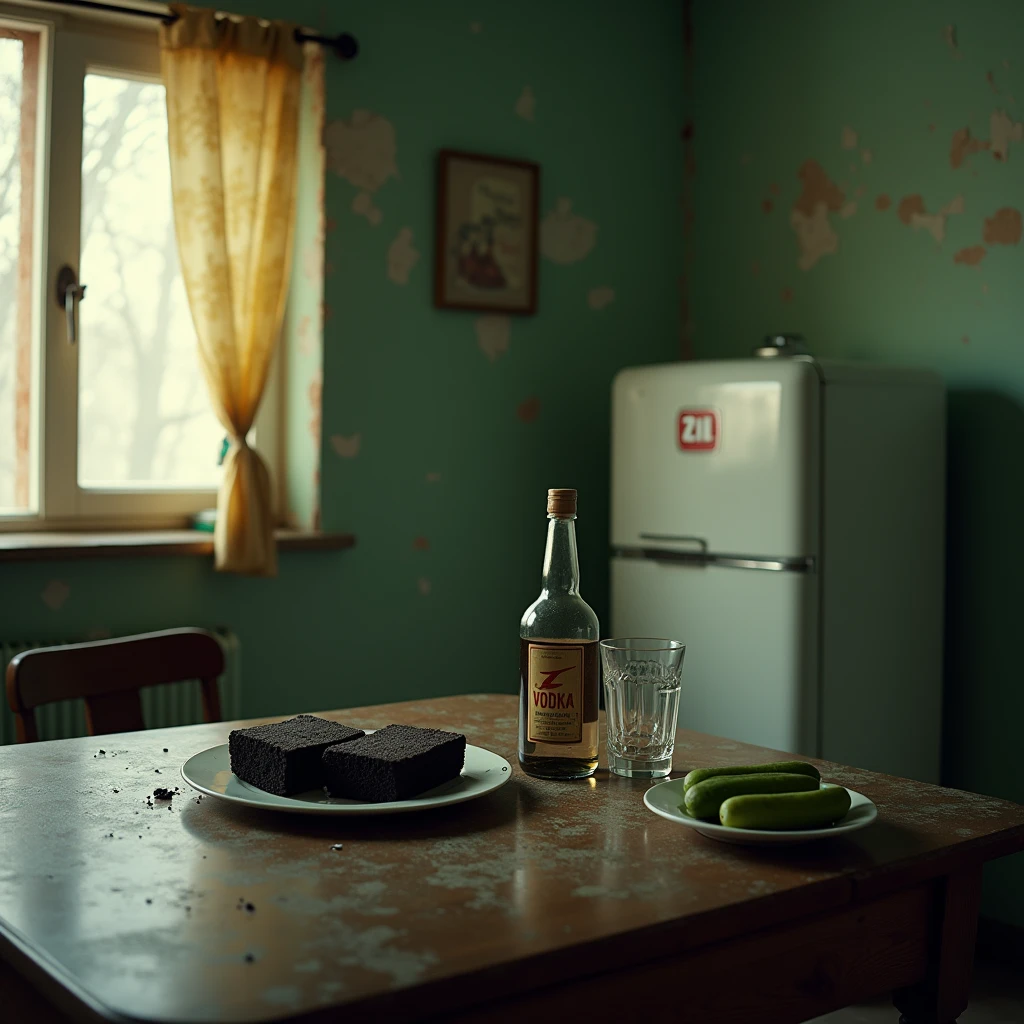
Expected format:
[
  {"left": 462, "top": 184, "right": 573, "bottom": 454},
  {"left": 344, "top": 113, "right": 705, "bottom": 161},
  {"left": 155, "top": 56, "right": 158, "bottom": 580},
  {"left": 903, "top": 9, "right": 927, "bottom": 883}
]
[{"left": 78, "top": 74, "right": 222, "bottom": 488}]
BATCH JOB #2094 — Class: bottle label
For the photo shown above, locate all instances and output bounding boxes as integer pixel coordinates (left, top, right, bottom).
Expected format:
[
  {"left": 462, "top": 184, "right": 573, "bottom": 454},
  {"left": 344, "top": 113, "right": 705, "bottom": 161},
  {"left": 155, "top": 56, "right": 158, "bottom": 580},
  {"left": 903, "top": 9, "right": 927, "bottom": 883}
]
[{"left": 527, "top": 643, "right": 583, "bottom": 744}]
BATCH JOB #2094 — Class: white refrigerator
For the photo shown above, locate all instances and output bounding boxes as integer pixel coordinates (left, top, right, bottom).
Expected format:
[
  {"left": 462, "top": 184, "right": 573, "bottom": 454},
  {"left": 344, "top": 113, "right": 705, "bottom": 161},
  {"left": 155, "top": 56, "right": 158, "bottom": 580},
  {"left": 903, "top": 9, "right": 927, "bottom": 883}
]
[{"left": 610, "top": 353, "right": 946, "bottom": 782}]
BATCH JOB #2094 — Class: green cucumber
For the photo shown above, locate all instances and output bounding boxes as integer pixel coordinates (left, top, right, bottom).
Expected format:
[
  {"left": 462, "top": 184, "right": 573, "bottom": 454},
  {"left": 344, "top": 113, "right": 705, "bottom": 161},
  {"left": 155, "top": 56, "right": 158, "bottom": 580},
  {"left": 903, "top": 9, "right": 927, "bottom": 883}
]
[
  {"left": 683, "top": 772, "right": 818, "bottom": 820},
  {"left": 683, "top": 760, "right": 820, "bottom": 792},
  {"left": 719, "top": 784, "right": 852, "bottom": 830}
]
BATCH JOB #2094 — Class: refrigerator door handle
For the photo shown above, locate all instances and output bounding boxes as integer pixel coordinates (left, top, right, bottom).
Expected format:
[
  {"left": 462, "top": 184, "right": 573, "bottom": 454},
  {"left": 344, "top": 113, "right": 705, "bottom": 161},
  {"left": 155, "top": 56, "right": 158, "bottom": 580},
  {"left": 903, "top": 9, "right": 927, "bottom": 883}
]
[
  {"left": 638, "top": 533, "right": 707, "bottom": 553},
  {"left": 611, "top": 544, "right": 815, "bottom": 573}
]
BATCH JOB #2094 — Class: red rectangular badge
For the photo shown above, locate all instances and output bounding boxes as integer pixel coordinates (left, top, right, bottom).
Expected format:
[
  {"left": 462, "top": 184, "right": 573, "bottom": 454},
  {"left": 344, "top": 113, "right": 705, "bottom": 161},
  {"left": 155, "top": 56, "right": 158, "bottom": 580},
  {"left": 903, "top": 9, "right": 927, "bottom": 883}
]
[{"left": 678, "top": 410, "right": 717, "bottom": 451}]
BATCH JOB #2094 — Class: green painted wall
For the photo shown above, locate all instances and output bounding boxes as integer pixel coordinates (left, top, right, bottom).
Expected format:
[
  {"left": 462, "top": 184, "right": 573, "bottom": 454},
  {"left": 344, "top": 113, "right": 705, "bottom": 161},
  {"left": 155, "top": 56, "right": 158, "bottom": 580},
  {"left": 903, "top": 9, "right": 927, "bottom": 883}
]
[
  {"left": 690, "top": 1, "right": 1024, "bottom": 926},
  {"left": 1, "top": 5, "right": 683, "bottom": 718}
]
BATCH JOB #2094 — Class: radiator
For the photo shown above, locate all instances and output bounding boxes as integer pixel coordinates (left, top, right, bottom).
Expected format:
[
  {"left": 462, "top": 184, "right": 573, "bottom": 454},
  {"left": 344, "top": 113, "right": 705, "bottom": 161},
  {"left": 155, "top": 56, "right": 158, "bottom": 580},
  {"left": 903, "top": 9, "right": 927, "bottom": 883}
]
[{"left": 0, "top": 629, "right": 241, "bottom": 745}]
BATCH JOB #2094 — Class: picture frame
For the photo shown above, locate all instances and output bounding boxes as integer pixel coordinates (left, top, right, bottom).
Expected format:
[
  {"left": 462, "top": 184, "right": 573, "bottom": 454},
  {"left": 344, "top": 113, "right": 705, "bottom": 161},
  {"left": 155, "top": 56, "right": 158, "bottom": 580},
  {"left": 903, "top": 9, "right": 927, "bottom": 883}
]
[{"left": 434, "top": 149, "right": 539, "bottom": 315}]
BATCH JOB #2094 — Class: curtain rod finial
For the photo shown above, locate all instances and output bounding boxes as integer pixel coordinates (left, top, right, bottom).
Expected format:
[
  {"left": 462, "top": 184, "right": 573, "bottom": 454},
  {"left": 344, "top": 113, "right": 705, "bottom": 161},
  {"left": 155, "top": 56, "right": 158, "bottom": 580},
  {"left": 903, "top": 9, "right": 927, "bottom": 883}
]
[
  {"left": 333, "top": 32, "right": 359, "bottom": 60},
  {"left": 295, "top": 29, "right": 359, "bottom": 60}
]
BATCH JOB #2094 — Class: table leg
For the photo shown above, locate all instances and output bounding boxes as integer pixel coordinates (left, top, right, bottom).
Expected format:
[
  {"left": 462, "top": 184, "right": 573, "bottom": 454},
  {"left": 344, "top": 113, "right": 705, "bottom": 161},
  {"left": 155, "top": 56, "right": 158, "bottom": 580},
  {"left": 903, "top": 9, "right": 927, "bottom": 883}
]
[{"left": 892, "top": 867, "right": 982, "bottom": 1024}]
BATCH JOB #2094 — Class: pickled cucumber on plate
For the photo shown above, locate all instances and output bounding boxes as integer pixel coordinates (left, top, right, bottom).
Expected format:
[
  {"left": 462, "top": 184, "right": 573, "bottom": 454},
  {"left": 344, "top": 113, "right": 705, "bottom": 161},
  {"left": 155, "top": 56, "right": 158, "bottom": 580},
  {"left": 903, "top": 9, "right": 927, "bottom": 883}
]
[
  {"left": 719, "top": 784, "right": 852, "bottom": 831},
  {"left": 683, "top": 760, "right": 820, "bottom": 792},
  {"left": 683, "top": 772, "right": 818, "bottom": 821}
]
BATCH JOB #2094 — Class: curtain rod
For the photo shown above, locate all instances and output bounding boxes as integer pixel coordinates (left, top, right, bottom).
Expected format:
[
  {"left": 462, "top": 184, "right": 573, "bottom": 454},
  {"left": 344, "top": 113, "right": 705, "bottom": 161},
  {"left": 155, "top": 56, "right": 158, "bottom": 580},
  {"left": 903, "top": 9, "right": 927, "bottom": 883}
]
[{"left": 40, "top": 0, "right": 359, "bottom": 59}]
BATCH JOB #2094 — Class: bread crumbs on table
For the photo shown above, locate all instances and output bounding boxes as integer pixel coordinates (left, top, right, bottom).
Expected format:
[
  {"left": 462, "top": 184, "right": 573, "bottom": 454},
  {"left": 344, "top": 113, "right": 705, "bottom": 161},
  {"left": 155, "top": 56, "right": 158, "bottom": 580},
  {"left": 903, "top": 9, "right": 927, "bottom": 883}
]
[{"left": 244, "top": 954, "right": 255, "bottom": 963}]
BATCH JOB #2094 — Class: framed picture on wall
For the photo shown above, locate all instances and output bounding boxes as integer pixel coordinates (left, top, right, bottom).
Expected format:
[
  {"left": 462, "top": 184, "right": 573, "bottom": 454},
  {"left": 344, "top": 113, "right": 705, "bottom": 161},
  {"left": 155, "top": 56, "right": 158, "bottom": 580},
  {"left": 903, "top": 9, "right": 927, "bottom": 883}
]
[{"left": 434, "top": 149, "right": 539, "bottom": 315}]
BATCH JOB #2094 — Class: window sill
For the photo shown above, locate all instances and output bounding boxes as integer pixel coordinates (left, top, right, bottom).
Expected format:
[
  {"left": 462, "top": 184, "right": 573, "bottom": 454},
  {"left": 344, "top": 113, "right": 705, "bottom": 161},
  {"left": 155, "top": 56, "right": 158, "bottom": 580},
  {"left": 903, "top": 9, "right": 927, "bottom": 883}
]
[{"left": 0, "top": 529, "right": 355, "bottom": 563}]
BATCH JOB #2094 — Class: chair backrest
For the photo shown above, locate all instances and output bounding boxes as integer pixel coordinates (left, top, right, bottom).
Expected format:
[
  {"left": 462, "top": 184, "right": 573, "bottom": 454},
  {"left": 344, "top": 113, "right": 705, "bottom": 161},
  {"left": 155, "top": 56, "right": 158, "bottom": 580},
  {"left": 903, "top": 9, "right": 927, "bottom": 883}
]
[{"left": 5, "top": 628, "right": 224, "bottom": 742}]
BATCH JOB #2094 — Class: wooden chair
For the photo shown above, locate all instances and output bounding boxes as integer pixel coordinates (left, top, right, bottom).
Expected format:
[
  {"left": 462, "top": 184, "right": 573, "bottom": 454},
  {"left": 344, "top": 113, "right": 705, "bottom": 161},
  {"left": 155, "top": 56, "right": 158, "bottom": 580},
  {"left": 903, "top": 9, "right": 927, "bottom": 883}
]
[{"left": 5, "top": 627, "right": 224, "bottom": 743}]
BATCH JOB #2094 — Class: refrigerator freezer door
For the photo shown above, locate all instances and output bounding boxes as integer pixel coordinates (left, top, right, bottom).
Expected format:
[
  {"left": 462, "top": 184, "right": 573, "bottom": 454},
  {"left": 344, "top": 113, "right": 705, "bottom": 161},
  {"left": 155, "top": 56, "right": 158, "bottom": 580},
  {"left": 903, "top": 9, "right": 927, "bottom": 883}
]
[
  {"left": 611, "top": 359, "right": 820, "bottom": 559},
  {"left": 610, "top": 556, "right": 818, "bottom": 755}
]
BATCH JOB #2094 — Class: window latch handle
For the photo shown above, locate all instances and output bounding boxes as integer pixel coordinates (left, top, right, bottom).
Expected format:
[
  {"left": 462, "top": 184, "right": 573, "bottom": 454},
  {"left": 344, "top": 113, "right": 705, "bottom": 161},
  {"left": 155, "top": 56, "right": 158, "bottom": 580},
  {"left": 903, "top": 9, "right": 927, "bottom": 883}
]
[{"left": 55, "top": 265, "right": 86, "bottom": 345}]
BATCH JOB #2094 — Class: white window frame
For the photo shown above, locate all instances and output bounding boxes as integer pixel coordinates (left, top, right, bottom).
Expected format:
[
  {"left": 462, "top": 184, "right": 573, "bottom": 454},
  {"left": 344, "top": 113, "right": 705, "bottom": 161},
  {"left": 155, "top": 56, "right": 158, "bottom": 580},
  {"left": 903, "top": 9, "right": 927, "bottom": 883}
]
[{"left": 0, "top": 2, "right": 282, "bottom": 532}]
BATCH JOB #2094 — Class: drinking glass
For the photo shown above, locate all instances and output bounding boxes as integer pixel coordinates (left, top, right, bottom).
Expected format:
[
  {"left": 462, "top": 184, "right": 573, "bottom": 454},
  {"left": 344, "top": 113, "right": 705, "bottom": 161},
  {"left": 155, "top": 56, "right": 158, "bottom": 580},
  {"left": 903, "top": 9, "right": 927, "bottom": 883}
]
[{"left": 601, "top": 638, "right": 685, "bottom": 778}]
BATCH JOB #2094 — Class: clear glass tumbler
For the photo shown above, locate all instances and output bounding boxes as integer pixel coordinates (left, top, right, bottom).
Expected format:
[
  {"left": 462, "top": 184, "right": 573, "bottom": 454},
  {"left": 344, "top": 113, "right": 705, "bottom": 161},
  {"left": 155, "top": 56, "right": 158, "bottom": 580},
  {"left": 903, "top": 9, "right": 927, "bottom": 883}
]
[{"left": 601, "top": 638, "right": 685, "bottom": 778}]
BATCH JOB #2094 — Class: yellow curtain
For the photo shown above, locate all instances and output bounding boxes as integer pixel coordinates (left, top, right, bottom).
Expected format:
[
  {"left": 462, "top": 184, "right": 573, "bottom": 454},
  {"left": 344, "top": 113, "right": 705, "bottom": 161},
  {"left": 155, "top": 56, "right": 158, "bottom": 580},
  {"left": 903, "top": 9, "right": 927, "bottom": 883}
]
[{"left": 160, "top": 5, "right": 303, "bottom": 575}]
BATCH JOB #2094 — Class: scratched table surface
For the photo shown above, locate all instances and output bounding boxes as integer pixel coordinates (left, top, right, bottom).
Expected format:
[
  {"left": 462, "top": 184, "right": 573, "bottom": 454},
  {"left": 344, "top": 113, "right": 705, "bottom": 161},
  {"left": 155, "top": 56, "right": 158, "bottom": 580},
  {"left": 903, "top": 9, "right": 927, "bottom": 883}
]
[{"left": 2, "top": 693, "right": 1024, "bottom": 1024}]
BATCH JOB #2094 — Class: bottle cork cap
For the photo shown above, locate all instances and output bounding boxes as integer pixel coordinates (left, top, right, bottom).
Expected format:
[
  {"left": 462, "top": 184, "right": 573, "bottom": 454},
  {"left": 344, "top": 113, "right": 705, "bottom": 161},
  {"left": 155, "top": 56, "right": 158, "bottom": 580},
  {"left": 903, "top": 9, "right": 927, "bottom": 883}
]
[{"left": 547, "top": 488, "right": 577, "bottom": 517}]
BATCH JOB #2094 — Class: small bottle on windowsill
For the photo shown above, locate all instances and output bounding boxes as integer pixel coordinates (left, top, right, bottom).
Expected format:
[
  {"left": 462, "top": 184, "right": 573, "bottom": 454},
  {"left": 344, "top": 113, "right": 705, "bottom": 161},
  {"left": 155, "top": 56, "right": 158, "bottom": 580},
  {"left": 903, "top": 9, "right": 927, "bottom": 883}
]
[{"left": 518, "top": 489, "right": 600, "bottom": 780}]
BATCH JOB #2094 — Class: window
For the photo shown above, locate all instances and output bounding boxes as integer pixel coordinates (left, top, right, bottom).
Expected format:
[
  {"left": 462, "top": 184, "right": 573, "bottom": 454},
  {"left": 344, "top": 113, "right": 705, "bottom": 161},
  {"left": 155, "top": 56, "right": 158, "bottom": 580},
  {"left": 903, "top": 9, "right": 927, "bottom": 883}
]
[{"left": 0, "top": 6, "right": 281, "bottom": 529}]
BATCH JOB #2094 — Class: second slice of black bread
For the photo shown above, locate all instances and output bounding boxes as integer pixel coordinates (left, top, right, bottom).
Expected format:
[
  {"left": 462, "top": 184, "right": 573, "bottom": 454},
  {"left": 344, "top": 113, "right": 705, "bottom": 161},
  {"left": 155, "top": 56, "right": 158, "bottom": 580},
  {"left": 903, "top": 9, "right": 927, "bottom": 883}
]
[
  {"left": 229, "top": 715, "right": 364, "bottom": 795},
  {"left": 322, "top": 725, "right": 467, "bottom": 802}
]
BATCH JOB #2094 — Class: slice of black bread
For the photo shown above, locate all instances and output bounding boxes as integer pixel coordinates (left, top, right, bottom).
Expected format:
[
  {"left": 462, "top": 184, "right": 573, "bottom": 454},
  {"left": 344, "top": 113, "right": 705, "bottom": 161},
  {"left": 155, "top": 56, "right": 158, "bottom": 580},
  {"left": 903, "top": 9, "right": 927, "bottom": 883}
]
[
  {"left": 322, "top": 724, "right": 466, "bottom": 802},
  {"left": 229, "top": 715, "right": 364, "bottom": 795}
]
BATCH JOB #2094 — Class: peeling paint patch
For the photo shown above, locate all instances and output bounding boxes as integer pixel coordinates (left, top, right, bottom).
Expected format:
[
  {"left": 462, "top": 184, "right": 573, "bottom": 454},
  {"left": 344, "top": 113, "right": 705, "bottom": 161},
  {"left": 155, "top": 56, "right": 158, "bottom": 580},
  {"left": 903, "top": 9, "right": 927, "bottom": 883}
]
[
  {"left": 331, "top": 434, "right": 361, "bottom": 458},
  {"left": 324, "top": 111, "right": 398, "bottom": 192},
  {"left": 897, "top": 195, "right": 925, "bottom": 225},
  {"left": 475, "top": 315, "right": 511, "bottom": 362},
  {"left": 587, "top": 287, "right": 615, "bottom": 310},
  {"left": 387, "top": 228, "right": 420, "bottom": 284},
  {"left": 540, "top": 199, "right": 597, "bottom": 264},
  {"left": 841, "top": 126, "right": 858, "bottom": 150},
  {"left": 875, "top": 194, "right": 891, "bottom": 212},
  {"left": 950, "top": 127, "right": 990, "bottom": 168},
  {"left": 302, "top": 240, "right": 323, "bottom": 283},
  {"left": 790, "top": 159, "right": 845, "bottom": 271},
  {"left": 297, "top": 315, "right": 313, "bottom": 356},
  {"left": 517, "top": 397, "right": 541, "bottom": 423},
  {"left": 514, "top": 86, "right": 535, "bottom": 121},
  {"left": 791, "top": 206, "right": 838, "bottom": 270},
  {"left": 41, "top": 581, "right": 70, "bottom": 611},
  {"left": 943, "top": 24, "right": 961, "bottom": 60},
  {"left": 897, "top": 194, "right": 963, "bottom": 244},
  {"left": 990, "top": 110, "right": 1024, "bottom": 161},
  {"left": 983, "top": 207, "right": 1022, "bottom": 245},
  {"left": 793, "top": 160, "right": 844, "bottom": 217},
  {"left": 954, "top": 246, "right": 987, "bottom": 266},
  {"left": 308, "top": 376, "right": 322, "bottom": 441},
  {"left": 351, "top": 191, "right": 383, "bottom": 225}
]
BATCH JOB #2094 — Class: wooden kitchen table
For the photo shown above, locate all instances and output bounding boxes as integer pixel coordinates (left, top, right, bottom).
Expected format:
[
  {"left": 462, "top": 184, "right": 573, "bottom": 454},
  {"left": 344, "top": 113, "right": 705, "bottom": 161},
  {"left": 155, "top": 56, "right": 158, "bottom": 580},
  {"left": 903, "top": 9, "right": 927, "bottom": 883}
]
[{"left": 2, "top": 694, "right": 1023, "bottom": 1024}]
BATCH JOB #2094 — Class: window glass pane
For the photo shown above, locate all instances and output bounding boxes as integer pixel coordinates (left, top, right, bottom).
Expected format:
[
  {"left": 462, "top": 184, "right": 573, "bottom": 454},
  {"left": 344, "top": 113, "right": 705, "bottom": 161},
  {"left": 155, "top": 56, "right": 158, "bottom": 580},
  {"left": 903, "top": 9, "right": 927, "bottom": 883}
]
[
  {"left": 0, "top": 29, "right": 40, "bottom": 515},
  {"left": 78, "top": 73, "right": 222, "bottom": 489}
]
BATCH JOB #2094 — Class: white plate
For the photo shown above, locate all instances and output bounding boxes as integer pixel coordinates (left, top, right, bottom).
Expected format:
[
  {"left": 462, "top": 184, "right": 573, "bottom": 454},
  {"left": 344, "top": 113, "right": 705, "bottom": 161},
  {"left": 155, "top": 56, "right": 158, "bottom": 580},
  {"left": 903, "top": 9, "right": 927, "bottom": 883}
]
[
  {"left": 180, "top": 740, "right": 512, "bottom": 816},
  {"left": 643, "top": 779, "right": 877, "bottom": 845}
]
